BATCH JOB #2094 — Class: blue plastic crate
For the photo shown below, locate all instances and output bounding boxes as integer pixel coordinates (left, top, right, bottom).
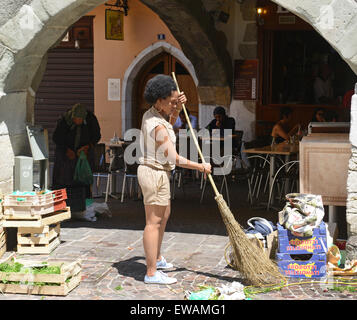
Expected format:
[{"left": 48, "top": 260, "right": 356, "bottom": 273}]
[
  {"left": 277, "top": 253, "right": 327, "bottom": 278},
  {"left": 277, "top": 221, "right": 327, "bottom": 254}
]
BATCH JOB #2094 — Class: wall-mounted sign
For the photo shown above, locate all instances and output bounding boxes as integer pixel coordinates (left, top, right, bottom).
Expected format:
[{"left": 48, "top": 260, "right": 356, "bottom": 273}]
[
  {"left": 108, "top": 78, "right": 121, "bottom": 101},
  {"left": 279, "top": 15, "right": 296, "bottom": 24},
  {"left": 233, "top": 59, "right": 259, "bottom": 101},
  {"left": 105, "top": 9, "right": 124, "bottom": 40}
]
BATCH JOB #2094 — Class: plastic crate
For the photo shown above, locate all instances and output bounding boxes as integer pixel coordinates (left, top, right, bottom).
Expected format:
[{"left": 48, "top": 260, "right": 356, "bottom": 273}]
[
  {"left": 277, "top": 221, "right": 327, "bottom": 254},
  {"left": 4, "top": 189, "right": 67, "bottom": 207},
  {"left": 65, "top": 187, "right": 86, "bottom": 212},
  {"left": 277, "top": 252, "right": 327, "bottom": 278},
  {"left": 3, "top": 189, "right": 67, "bottom": 218}
]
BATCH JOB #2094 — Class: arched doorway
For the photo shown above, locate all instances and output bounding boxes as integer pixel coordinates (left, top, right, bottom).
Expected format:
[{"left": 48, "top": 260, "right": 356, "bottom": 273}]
[{"left": 133, "top": 52, "right": 199, "bottom": 128}]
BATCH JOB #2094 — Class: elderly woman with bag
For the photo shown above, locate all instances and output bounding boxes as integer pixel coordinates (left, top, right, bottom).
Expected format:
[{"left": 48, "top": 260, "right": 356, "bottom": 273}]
[
  {"left": 138, "top": 75, "right": 211, "bottom": 285},
  {"left": 52, "top": 103, "right": 101, "bottom": 198}
]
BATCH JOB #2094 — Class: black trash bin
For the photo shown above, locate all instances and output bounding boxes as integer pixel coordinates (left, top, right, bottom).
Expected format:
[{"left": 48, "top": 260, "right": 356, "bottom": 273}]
[{"left": 66, "top": 186, "right": 86, "bottom": 212}]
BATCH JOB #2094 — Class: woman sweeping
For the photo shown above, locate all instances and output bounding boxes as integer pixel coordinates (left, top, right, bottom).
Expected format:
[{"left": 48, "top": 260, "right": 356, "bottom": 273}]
[{"left": 138, "top": 74, "right": 211, "bottom": 285}]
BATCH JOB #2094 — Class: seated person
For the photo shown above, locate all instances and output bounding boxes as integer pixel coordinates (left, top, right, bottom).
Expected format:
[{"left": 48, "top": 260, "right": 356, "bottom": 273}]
[
  {"left": 206, "top": 106, "right": 235, "bottom": 136},
  {"left": 271, "top": 107, "right": 300, "bottom": 144},
  {"left": 173, "top": 109, "right": 198, "bottom": 133},
  {"left": 311, "top": 108, "right": 326, "bottom": 122},
  {"left": 324, "top": 109, "right": 338, "bottom": 122}
]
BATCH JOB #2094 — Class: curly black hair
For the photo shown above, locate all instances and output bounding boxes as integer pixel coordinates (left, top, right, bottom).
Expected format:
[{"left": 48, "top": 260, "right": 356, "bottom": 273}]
[{"left": 144, "top": 74, "right": 177, "bottom": 104}]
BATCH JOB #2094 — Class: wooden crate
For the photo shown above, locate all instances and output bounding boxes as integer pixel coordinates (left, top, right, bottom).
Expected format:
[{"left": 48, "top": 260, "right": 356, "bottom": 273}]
[
  {"left": 17, "top": 224, "right": 61, "bottom": 255},
  {"left": 0, "top": 254, "right": 82, "bottom": 296},
  {"left": 3, "top": 207, "right": 71, "bottom": 228},
  {"left": 0, "top": 229, "right": 6, "bottom": 259}
]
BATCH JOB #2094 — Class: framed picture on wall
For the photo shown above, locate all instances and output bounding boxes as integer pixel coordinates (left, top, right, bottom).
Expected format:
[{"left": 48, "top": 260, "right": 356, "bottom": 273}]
[{"left": 105, "top": 9, "right": 124, "bottom": 40}]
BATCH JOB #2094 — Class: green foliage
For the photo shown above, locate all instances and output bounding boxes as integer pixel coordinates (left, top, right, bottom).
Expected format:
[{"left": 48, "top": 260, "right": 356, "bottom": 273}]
[{"left": 0, "top": 260, "right": 70, "bottom": 287}]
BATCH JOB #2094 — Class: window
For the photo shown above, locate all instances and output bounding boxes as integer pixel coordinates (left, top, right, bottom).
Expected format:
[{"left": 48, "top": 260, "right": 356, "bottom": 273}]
[{"left": 264, "top": 30, "right": 357, "bottom": 106}]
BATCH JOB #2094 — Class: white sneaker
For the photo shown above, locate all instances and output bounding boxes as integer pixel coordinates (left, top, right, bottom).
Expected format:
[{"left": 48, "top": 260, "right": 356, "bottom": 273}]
[
  {"left": 156, "top": 256, "right": 174, "bottom": 269},
  {"left": 144, "top": 270, "right": 177, "bottom": 285}
]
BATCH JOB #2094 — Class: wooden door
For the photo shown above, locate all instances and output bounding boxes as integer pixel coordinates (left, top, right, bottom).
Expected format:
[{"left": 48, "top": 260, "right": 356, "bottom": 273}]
[{"left": 134, "top": 52, "right": 198, "bottom": 128}]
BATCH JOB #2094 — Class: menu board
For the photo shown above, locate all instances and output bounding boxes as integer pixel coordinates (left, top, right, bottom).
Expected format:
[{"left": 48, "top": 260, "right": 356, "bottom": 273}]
[{"left": 233, "top": 59, "right": 259, "bottom": 101}]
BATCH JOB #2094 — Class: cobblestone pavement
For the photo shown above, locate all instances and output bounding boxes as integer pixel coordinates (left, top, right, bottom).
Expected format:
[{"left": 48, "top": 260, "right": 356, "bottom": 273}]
[{"left": 0, "top": 180, "right": 356, "bottom": 301}]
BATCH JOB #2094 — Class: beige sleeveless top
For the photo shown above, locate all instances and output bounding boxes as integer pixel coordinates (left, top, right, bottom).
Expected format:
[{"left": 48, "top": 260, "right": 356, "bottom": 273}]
[{"left": 139, "top": 106, "right": 176, "bottom": 171}]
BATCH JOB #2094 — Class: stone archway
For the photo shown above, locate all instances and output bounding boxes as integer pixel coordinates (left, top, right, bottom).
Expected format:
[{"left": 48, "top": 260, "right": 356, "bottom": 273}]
[
  {"left": 121, "top": 41, "right": 198, "bottom": 135},
  {"left": 0, "top": 0, "right": 231, "bottom": 193},
  {"left": 0, "top": 0, "right": 356, "bottom": 209},
  {"left": 269, "top": 0, "right": 357, "bottom": 238},
  {"left": 271, "top": 0, "right": 357, "bottom": 75}
]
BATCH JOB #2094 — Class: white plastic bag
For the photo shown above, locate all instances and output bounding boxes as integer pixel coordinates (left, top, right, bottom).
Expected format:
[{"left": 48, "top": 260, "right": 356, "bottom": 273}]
[
  {"left": 72, "top": 202, "right": 111, "bottom": 222},
  {"left": 279, "top": 193, "right": 325, "bottom": 237}
]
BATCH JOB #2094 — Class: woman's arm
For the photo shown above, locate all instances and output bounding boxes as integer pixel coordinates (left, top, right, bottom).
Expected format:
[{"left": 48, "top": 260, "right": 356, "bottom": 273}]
[
  {"left": 169, "top": 92, "right": 187, "bottom": 126},
  {"left": 154, "top": 125, "right": 211, "bottom": 174},
  {"left": 272, "top": 123, "right": 289, "bottom": 140}
]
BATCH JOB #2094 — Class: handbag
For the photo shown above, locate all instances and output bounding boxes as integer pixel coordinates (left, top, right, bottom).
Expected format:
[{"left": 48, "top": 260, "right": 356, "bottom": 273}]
[{"left": 73, "top": 150, "right": 93, "bottom": 185}]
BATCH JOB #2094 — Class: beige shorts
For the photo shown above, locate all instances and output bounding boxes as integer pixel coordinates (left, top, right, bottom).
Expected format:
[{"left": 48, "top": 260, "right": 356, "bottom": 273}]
[{"left": 137, "top": 165, "right": 171, "bottom": 206}]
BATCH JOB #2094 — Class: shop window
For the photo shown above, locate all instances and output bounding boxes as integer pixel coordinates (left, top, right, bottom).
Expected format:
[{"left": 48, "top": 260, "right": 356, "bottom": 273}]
[{"left": 264, "top": 30, "right": 357, "bottom": 106}]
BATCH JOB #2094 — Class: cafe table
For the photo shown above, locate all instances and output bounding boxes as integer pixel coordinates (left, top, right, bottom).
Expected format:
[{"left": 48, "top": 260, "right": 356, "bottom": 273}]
[{"left": 243, "top": 141, "right": 299, "bottom": 209}]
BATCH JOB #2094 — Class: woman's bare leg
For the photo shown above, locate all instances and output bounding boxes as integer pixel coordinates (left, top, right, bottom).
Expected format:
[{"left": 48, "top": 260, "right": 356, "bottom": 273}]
[
  {"left": 157, "top": 203, "right": 171, "bottom": 261},
  {"left": 143, "top": 204, "right": 167, "bottom": 277}
]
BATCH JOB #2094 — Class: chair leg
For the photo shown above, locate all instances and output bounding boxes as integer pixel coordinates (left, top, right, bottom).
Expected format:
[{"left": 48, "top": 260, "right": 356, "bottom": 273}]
[
  {"left": 129, "top": 178, "right": 133, "bottom": 198},
  {"left": 105, "top": 173, "right": 111, "bottom": 203},
  {"left": 247, "top": 178, "right": 253, "bottom": 204},
  {"left": 200, "top": 178, "right": 207, "bottom": 203},
  {"left": 121, "top": 174, "right": 126, "bottom": 203},
  {"left": 224, "top": 177, "right": 230, "bottom": 207}
]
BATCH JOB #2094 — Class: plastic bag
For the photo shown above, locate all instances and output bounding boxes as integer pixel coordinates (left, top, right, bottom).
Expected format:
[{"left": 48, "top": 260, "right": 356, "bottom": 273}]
[
  {"left": 279, "top": 193, "right": 325, "bottom": 237},
  {"left": 73, "top": 150, "right": 93, "bottom": 185},
  {"left": 217, "top": 281, "right": 246, "bottom": 300},
  {"left": 71, "top": 201, "right": 111, "bottom": 222}
]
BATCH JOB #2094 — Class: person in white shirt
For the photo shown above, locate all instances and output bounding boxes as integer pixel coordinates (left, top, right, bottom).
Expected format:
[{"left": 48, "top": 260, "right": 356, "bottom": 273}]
[
  {"left": 173, "top": 109, "right": 198, "bottom": 133},
  {"left": 138, "top": 75, "right": 211, "bottom": 285}
]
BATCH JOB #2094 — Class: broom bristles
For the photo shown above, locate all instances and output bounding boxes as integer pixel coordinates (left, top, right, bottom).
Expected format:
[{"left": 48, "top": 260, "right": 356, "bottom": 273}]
[{"left": 215, "top": 194, "right": 285, "bottom": 286}]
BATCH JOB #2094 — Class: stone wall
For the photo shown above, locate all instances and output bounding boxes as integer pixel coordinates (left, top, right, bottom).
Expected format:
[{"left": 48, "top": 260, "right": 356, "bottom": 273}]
[{"left": 347, "top": 88, "right": 357, "bottom": 237}]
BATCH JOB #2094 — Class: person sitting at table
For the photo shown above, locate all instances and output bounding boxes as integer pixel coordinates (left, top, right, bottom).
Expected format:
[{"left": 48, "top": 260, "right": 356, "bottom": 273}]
[
  {"left": 206, "top": 106, "right": 235, "bottom": 136},
  {"left": 324, "top": 109, "right": 338, "bottom": 122},
  {"left": 311, "top": 107, "right": 326, "bottom": 122},
  {"left": 271, "top": 107, "right": 300, "bottom": 144},
  {"left": 173, "top": 109, "right": 198, "bottom": 133}
]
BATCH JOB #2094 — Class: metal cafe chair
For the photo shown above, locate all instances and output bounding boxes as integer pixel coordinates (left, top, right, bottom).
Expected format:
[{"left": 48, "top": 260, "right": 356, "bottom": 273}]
[
  {"left": 92, "top": 143, "right": 112, "bottom": 200},
  {"left": 223, "top": 154, "right": 254, "bottom": 205},
  {"left": 246, "top": 154, "right": 271, "bottom": 202},
  {"left": 120, "top": 141, "right": 141, "bottom": 203},
  {"left": 200, "top": 155, "right": 231, "bottom": 207},
  {"left": 267, "top": 160, "right": 300, "bottom": 210}
]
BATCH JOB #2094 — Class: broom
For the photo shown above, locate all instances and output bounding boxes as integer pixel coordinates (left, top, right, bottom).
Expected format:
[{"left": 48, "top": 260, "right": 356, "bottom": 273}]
[{"left": 172, "top": 72, "right": 285, "bottom": 286}]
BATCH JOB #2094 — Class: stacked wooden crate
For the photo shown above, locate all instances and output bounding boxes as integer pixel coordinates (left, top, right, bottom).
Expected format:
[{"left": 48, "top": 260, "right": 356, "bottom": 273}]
[
  {"left": 0, "top": 253, "right": 81, "bottom": 296},
  {"left": 0, "top": 198, "right": 5, "bottom": 259},
  {"left": 2, "top": 189, "right": 71, "bottom": 254}
]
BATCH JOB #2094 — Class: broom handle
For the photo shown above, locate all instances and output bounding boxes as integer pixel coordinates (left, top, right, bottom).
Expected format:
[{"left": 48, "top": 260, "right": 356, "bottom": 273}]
[{"left": 172, "top": 72, "right": 220, "bottom": 197}]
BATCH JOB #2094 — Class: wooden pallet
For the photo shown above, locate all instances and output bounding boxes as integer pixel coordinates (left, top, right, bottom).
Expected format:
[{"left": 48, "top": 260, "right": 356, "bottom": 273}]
[
  {"left": 3, "top": 207, "right": 71, "bottom": 228},
  {"left": 17, "top": 224, "right": 61, "bottom": 254},
  {"left": 0, "top": 254, "right": 82, "bottom": 296},
  {"left": 0, "top": 231, "right": 6, "bottom": 259},
  {"left": 17, "top": 236, "right": 61, "bottom": 255},
  {"left": 17, "top": 224, "right": 60, "bottom": 245}
]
